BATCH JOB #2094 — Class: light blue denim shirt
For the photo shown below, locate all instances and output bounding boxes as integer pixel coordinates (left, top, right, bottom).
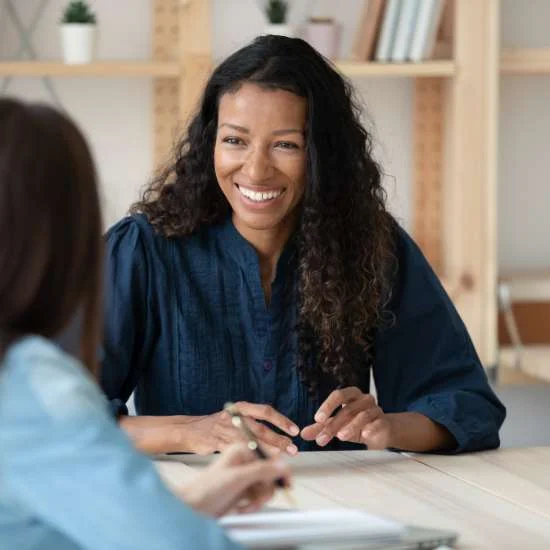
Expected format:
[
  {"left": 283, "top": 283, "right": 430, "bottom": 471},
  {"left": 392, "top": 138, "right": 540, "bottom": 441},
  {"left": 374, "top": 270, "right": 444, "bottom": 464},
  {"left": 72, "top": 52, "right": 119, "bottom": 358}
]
[{"left": 0, "top": 336, "right": 241, "bottom": 550}]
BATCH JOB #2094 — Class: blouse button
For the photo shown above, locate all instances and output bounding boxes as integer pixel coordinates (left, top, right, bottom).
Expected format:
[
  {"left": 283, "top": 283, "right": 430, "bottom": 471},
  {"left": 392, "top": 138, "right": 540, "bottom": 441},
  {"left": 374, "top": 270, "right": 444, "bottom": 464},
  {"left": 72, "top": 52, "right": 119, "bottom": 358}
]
[{"left": 263, "top": 359, "right": 273, "bottom": 372}]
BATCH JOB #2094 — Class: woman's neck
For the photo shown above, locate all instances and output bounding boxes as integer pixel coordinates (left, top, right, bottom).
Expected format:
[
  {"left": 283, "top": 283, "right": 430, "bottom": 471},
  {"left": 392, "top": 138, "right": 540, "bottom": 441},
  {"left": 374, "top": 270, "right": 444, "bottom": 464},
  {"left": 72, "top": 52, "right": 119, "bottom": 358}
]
[{"left": 232, "top": 214, "right": 297, "bottom": 303}]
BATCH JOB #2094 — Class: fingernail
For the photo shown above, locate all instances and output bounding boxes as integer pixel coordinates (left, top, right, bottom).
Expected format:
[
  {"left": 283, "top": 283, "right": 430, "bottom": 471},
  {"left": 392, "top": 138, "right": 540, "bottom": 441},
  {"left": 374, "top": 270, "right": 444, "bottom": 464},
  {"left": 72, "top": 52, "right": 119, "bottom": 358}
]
[
  {"left": 315, "top": 412, "right": 327, "bottom": 423},
  {"left": 289, "top": 425, "right": 300, "bottom": 436},
  {"left": 361, "top": 430, "right": 369, "bottom": 439},
  {"left": 316, "top": 434, "right": 330, "bottom": 446},
  {"left": 286, "top": 444, "right": 298, "bottom": 455},
  {"left": 337, "top": 430, "right": 349, "bottom": 440}
]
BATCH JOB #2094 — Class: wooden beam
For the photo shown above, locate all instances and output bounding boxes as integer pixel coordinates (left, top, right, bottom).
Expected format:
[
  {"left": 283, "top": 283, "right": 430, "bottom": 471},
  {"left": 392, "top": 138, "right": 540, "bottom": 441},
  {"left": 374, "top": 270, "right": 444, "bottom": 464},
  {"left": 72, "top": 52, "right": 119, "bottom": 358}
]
[
  {"left": 177, "top": 0, "right": 212, "bottom": 126},
  {"left": 153, "top": 0, "right": 182, "bottom": 170},
  {"left": 413, "top": 77, "right": 445, "bottom": 274},
  {"left": 445, "top": 0, "right": 500, "bottom": 366}
]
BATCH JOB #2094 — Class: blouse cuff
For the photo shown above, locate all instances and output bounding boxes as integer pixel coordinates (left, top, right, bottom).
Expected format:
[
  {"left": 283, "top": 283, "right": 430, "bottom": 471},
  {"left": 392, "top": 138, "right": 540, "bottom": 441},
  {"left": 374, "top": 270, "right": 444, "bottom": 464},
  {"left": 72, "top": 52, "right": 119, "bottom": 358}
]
[
  {"left": 406, "top": 395, "right": 471, "bottom": 453},
  {"left": 109, "top": 398, "right": 129, "bottom": 420}
]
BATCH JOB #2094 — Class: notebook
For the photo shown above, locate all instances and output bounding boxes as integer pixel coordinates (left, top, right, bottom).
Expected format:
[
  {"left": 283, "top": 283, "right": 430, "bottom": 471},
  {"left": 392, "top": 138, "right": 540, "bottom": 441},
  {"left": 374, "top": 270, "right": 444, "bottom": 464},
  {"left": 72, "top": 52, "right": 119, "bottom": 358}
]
[{"left": 220, "top": 508, "right": 458, "bottom": 549}]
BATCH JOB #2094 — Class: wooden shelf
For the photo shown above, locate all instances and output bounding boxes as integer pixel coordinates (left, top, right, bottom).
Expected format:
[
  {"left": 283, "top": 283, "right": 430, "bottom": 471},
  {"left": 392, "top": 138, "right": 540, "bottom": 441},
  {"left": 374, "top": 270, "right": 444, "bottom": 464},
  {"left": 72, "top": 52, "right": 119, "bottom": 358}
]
[
  {"left": 336, "top": 49, "right": 550, "bottom": 78},
  {"left": 500, "top": 269, "right": 550, "bottom": 301},
  {"left": 2, "top": 49, "right": 549, "bottom": 79},
  {"left": 0, "top": 59, "right": 457, "bottom": 79},
  {"left": 335, "top": 60, "right": 455, "bottom": 77},
  {"left": 501, "top": 48, "right": 550, "bottom": 75},
  {"left": 500, "top": 345, "right": 550, "bottom": 383},
  {"left": 0, "top": 61, "right": 180, "bottom": 77}
]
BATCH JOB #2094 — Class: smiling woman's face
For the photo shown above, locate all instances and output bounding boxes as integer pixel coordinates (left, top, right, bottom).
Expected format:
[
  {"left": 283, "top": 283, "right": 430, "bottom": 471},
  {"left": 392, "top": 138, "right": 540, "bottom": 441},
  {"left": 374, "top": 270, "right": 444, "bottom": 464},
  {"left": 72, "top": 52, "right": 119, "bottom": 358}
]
[{"left": 214, "top": 82, "right": 307, "bottom": 236}]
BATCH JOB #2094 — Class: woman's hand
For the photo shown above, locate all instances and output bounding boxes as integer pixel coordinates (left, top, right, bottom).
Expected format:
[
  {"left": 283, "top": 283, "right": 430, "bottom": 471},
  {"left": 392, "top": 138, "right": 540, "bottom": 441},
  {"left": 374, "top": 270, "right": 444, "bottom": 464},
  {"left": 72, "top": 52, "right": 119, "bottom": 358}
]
[
  {"left": 178, "top": 443, "right": 291, "bottom": 517},
  {"left": 120, "top": 402, "right": 300, "bottom": 456},
  {"left": 300, "top": 387, "right": 393, "bottom": 449},
  {"left": 181, "top": 403, "right": 300, "bottom": 456}
]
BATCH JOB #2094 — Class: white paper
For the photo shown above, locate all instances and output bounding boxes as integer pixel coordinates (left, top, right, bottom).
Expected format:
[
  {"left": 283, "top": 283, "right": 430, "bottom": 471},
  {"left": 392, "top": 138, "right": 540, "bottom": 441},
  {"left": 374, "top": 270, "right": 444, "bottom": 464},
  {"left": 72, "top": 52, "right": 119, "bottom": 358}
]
[{"left": 220, "top": 508, "right": 406, "bottom": 548}]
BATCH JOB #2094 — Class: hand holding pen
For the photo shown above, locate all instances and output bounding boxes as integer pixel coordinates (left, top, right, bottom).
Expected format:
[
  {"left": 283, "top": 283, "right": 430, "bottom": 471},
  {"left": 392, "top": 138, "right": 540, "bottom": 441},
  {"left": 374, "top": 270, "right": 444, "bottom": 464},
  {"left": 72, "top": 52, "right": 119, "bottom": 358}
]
[
  {"left": 224, "top": 402, "right": 297, "bottom": 508},
  {"left": 178, "top": 442, "right": 293, "bottom": 517}
]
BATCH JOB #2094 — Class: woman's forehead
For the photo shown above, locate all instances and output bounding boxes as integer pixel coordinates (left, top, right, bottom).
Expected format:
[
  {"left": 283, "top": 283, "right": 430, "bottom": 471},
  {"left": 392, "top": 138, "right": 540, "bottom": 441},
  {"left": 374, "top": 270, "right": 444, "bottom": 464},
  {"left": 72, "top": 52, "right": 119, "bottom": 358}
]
[{"left": 218, "top": 83, "right": 307, "bottom": 126}]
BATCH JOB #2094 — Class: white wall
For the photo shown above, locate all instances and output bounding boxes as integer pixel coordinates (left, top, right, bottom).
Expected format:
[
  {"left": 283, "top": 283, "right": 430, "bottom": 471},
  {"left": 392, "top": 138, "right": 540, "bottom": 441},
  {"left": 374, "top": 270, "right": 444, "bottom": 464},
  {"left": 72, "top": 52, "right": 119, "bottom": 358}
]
[
  {"left": 499, "top": 0, "right": 550, "bottom": 270},
  {"left": 1, "top": 0, "right": 548, "bottom": 269}
]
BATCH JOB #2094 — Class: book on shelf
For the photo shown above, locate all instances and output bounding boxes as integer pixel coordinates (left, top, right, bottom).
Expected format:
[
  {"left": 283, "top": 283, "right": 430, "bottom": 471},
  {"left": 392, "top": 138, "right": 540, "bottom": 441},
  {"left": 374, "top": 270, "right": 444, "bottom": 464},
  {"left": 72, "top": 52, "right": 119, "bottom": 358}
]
[
  {"left": 375, "top": 0, "right": 402, "bottom": 62},
  {"left": 350, "top": 0, "right": 386, "bottom": 61},
  {"left": 351, "top": 0, "right": 451, "bottom": 64},
  {"left": 391, "top": 0, "right": 420, "bottom": 62},
  {"left": 432, "top": 0, "right": 454, "bottom": 59},
  {"left": 409, "top": 0, "right": 445, "bottom": 62}
]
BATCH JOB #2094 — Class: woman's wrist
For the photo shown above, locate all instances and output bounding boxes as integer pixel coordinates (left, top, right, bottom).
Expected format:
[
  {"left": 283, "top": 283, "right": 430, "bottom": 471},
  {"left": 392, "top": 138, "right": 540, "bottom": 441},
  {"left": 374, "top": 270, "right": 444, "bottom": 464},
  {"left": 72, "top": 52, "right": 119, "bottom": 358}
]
[
  {"left": 119, "top": 414, "right": 202, "bottom": 454},
  {"left": 385, "top": 412, "right": 456, "bottom": 452}
]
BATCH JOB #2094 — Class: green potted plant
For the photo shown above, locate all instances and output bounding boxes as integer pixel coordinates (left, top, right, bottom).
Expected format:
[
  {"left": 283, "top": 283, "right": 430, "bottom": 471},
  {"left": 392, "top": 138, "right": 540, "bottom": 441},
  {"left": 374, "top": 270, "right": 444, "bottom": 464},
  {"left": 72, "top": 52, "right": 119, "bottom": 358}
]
[
  {"left": 60, "top": 0, "right": 97, "bottom": 64},
  {"left": 264, "top": 0, "right": 293, "bottom": 38}
]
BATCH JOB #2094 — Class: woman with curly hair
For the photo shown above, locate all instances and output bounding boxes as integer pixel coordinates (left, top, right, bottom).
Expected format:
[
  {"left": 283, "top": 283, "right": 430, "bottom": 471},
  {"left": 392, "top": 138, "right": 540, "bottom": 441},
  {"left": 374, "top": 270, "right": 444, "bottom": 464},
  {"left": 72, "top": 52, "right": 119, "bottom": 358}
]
[{"left": 102, "top": 35, "right": 505, "bottom": 455}]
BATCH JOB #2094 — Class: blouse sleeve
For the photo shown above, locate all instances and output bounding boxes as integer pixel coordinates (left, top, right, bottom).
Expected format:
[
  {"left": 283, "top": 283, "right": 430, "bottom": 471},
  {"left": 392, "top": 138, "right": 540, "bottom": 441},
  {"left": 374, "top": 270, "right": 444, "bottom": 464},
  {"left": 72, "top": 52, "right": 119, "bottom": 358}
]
[
  {"left": 372, "top": 228, "right": 506, "bottom": 453},
  {"left": 0, "top": 339, "right": 240, "bottom": 550},
  {"left": 100, "top": 216, "right": 157, "bottom": 403}
]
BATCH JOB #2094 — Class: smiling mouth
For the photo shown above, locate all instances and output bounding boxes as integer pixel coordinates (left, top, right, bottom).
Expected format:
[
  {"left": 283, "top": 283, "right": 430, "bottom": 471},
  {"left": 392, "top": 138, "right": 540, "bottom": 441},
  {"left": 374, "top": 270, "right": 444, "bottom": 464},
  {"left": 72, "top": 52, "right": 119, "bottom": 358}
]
[{"left": 235, "top": 183, "right": 285, "bottom": 203}]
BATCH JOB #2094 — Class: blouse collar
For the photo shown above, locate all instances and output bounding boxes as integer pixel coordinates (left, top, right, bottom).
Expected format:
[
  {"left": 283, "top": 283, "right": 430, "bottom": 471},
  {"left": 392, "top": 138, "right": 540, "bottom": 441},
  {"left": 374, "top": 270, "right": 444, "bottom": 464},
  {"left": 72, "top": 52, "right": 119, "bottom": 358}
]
[{"left": 214, "top": 216, "right": 297, "bottom": 281}]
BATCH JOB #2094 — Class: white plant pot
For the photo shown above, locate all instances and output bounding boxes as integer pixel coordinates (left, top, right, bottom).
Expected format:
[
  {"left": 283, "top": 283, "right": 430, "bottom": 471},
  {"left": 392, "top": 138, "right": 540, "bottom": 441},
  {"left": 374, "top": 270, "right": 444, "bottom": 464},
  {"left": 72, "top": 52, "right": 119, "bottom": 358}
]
[
  {"left": 60, "top": 24, "right": 97, "bottom": 64},
  {"left": 264, "top": 23, "right": 294, "bottom": 38}
]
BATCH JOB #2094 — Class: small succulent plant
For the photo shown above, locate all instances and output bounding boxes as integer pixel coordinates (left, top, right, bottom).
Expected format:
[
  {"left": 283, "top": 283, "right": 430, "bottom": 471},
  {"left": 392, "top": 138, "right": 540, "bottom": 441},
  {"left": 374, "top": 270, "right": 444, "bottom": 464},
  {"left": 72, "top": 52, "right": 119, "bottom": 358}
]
[
  {"left": 265, "top": 0, "right": 288, "bottom": 24},
  {"left": 61, "top": 1, "right": 96, "bottom": 24}
]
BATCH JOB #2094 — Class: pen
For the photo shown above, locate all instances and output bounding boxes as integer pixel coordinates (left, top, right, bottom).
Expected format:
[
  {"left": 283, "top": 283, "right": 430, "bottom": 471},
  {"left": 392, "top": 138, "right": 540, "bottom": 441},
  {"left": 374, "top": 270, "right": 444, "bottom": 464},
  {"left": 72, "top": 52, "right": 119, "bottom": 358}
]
[{"left": 224, "top": 402, "right": 297, "bottom": 508}]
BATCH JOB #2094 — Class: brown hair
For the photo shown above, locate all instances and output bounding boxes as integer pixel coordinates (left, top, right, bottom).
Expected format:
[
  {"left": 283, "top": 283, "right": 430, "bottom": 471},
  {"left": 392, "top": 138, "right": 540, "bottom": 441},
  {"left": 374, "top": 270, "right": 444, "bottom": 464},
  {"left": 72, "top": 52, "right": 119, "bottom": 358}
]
[{"left": 0, "top": 99, "right": 103, "bottom": 374}]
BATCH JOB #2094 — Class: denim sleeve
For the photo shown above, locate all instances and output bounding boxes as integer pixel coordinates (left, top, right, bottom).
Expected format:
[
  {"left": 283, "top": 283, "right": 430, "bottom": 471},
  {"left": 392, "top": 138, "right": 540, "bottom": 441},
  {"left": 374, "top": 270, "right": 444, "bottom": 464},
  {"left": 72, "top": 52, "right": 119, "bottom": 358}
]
[
  {"left": 373, "top": 228, "right": 506, "bottom": 453},
  {"left": 100, "top": 216, "right": 157, "bottom": 404},
  {"left": 0, "top": 339, "right": 241, "bottom": 550}
]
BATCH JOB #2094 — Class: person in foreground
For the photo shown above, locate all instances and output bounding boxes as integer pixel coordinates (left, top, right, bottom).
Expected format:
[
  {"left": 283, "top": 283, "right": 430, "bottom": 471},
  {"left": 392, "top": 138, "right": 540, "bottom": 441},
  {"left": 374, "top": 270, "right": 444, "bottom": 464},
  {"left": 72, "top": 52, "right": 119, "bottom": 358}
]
[
  {"left": 0, "top": 98, "right": 290, "bottom": 550},
  {"left": 102, "top": 35, "right": 506, "bottom": 456}
]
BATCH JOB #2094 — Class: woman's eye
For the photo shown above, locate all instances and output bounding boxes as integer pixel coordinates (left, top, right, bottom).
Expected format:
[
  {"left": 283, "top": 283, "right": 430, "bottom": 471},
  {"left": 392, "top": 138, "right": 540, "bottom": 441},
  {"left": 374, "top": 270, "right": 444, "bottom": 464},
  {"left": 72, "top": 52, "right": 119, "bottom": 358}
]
[
  {"left": 276, "top": 141, "right": 299, "bottom": 150},
  {"left": 223, "top": 137, "right": 243, "bottom": 145}
]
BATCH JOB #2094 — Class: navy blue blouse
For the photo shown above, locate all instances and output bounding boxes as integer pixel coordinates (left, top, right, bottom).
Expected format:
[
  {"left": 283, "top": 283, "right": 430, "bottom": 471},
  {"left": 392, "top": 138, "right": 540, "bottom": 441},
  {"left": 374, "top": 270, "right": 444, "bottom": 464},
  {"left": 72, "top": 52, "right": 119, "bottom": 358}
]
[{"left": 101, "top": 214, "right": 505, "bottom": 452}]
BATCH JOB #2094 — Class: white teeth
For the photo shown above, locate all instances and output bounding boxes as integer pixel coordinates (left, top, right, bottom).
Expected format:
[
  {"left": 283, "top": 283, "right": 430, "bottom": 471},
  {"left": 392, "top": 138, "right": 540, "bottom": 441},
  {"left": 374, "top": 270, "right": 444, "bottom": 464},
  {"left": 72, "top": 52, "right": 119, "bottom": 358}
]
[{"left": 237, "top": 185, "right": 282, "bottom": 202}]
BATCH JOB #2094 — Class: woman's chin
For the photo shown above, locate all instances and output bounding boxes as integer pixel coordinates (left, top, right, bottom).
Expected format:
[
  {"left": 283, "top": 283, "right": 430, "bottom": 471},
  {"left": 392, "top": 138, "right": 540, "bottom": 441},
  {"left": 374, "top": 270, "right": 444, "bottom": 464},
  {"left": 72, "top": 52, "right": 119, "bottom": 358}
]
[{"left": 233, "top": 209, "right": 291, "bottom": 233}]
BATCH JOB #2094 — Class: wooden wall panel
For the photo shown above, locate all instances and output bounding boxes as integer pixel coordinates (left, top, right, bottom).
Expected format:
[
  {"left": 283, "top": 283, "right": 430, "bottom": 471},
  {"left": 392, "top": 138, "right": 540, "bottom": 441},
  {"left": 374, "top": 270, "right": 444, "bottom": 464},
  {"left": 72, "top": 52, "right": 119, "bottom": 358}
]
[
  {"left": 413, "top": 78, "right": 445, "bottom": 275},
  {"left": 153, "top": 0, "right": 181, "bottom": 171}
]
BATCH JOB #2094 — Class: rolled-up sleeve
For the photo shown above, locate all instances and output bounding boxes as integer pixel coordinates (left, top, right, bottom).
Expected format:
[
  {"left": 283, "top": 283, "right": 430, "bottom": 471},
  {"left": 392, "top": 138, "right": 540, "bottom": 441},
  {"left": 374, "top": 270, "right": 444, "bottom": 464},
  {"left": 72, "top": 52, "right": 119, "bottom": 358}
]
[
  {"left": 373, "top": 228, "right": 506, "bottom": 453},
  {"left": 101, "top": 216, "right": 157, "bottom": 404}
]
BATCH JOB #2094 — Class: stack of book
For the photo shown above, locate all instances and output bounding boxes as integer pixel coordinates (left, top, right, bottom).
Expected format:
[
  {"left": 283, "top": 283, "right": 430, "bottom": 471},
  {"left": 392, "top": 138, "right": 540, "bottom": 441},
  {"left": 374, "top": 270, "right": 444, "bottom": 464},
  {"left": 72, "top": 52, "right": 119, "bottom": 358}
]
[{"left": 351, "top": 0, "right": 451, "bottom": 63}]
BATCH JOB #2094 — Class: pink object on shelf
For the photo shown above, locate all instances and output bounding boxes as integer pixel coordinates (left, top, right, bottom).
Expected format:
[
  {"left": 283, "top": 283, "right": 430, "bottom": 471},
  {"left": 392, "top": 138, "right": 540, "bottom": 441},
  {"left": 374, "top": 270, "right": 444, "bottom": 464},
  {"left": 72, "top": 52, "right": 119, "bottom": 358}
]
[{"left": 304, "top": 18, "right": 340, "bottom": 60}]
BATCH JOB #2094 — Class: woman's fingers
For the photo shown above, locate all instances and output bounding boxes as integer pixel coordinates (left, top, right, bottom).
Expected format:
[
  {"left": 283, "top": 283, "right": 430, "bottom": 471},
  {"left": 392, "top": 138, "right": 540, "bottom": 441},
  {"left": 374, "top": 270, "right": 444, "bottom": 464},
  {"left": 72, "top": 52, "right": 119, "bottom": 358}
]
[
  {"left": 212, "top": 442, "right": 256, "bottom": 467},
  {"left": 248, "top": 419, "right": 298, "bottom": 455},
  {"left": 313, "top": 387, "right": 366, "bottom": 423},
  {"left": 226, "top": 455, "right": 291, "bottom": 501},
  {"left": 361, "top": 418, "right": 392, "bottom": 449},
  {"left": 236, "top": 484, "right": 275, "bottom": 514},
  {"left": 234, "top": 401, "right": 300, "bottom": 436},
  {"left": 301, "top": 418, "right": 333, "bottom": 441},
  {"left": 314, "top": 397, "right": 377, "bottom": 444},
  {"left": 336, "top": 408, "right": 383, "bottom": 442}
]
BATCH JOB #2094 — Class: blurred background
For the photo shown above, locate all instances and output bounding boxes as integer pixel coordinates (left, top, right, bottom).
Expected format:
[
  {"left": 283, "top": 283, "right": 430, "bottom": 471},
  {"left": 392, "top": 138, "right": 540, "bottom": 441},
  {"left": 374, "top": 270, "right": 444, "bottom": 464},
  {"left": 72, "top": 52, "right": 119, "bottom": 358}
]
[{"left": 1, "top": 0, "right": 549, "bottom": 447}]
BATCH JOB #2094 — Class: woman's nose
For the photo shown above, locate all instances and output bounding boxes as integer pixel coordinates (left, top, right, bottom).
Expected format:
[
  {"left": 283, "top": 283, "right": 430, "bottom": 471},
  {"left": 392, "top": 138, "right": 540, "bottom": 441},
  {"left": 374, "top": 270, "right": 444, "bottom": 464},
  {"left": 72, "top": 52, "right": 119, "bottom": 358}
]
[{"left": 242, "top": 148, "right": 274, "bottom": 181}]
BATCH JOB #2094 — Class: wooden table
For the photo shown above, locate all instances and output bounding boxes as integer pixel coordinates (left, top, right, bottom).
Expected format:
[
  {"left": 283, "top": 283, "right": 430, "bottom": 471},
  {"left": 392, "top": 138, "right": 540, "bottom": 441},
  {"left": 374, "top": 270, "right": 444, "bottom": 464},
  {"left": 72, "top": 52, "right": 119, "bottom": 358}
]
[
  {"left": 155, "top": 448, "right": 550, "bottom": 550},
  {"left": 408, "top": 447, "right": 550, "bottom": 520}
]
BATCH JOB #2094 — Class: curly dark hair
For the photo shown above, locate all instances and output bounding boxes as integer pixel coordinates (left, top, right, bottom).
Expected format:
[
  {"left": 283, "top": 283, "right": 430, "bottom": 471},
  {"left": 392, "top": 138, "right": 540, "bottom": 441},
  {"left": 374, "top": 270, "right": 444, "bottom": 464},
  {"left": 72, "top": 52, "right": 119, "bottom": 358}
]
[{"left": 133, "top": 35, "right": 397, "bottom": 394}]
